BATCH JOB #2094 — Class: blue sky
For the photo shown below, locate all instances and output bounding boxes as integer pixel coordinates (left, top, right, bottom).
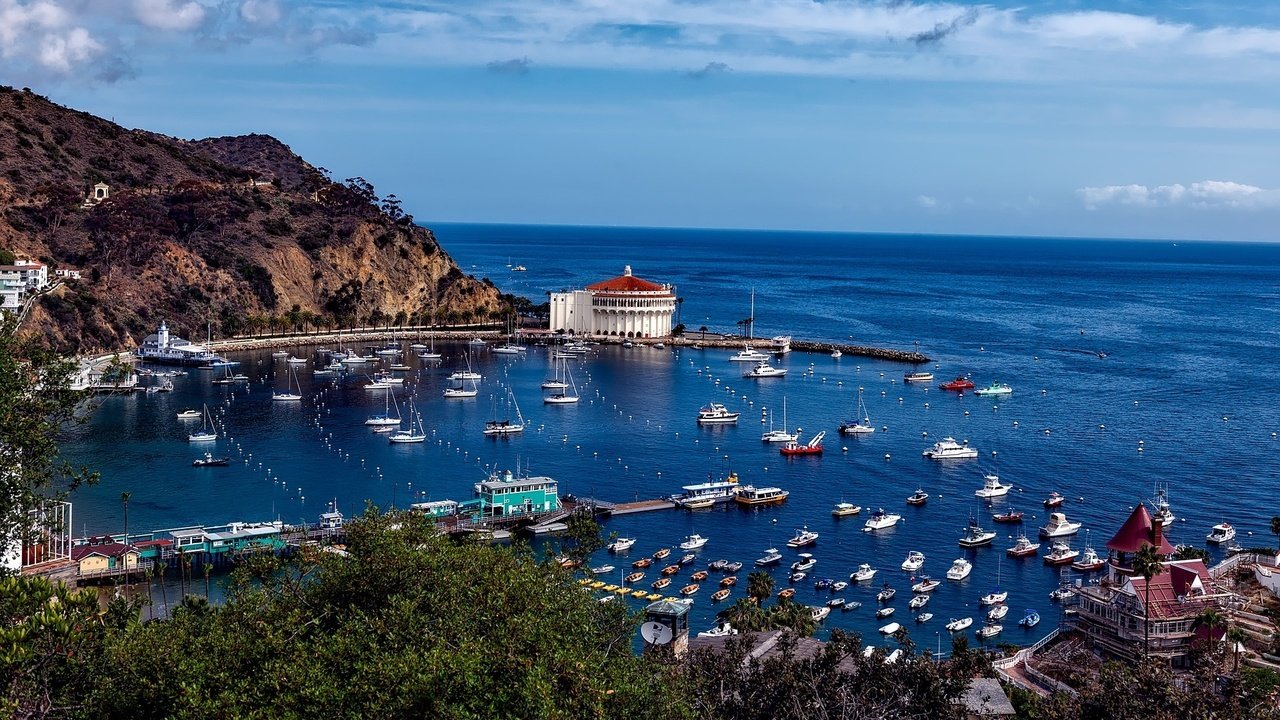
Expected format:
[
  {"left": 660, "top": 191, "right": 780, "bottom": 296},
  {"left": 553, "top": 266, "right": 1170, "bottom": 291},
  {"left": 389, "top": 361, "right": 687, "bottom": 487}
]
[{"left": 4, "top": 0, "right": 1280, "bottom": 241}]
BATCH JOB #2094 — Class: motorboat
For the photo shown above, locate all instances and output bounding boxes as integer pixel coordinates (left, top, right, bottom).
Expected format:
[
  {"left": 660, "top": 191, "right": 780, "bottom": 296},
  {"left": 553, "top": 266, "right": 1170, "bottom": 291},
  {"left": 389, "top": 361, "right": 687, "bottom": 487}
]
[
  {"left": 912, "top": 576, "right": 941, "bottom": 593},
  {"left": 1049, "top": 587, "right": 1074, "bottom": 602},
  {"left": 176, "top": 409, "right": 202, "bottom": 420},
  {"left": 729, "top": 345, "right": 770, "bottom": 363},
  {"left": 734, "top": 485, "right": 790, "bottom": 506},
  {"left": 679, "top": 534, "right": 709, "bottom": 551},
  {"left": 908, "top": 594, "right": 930, "bottom": 610},
  {"left": 974, "top": 382, "right": 1013, "bottom": 397},
  {"left": 976, "top": 623, "right": 1003, "bottom": 639},
  {"left": 755, "top": 548, "right": 783, "bottom": 566},
  {"left": 1043, "top": 541, "right": 1079, "bottom": 565},
  {"left": 1043, "top": 492, "right": 1065, "bottom": 508},
  {"left": 814, "top": 578, "right": 833, "bottom": 590},
  {"left": 980, "top": 590, "right": 1008, "bottom": 606},
  {"left": 876, "top": 608, "right": 896, "bottom": 621},
  {"left": 285, "top": 355, "right": 307, "bottom": 365},
  {"left": 789, "top": 572, "right": 808, "bottom": 583},
  {"left": 876, "top": 584, "right": 896, "bottom": 602},
  {"left": 1006, "top": 535, "right": 1041, "bottom": 558},
  {"left": 946, "top": 617, "right": 973, "bottom": 632},
  {"left": 851, "top": 564, "right": 877, "bottom": 582},
  {"left": 786, "top": 527, "right": 819, "bottom": 548},
  {"left": 743, "top": 361, "right": 787, "bottom": 378},
  {"left": 192, "top": 452, "right": 229, "bottom": 467},
  {"left": 607, "top": 537, "right": 636, "bottom": 552},
  {"left": 724, "top": 561, "right": 743, "bottom": 572},
  {"left": 842, "top": 601, "right": 862, "bottom": 612},
  {"left": 974, "top": 474, "right": 1011, "bottom": 498},
  {"left": 939, "top": 376, "right": 974, "bottom": 391},
  {"left": 863, "top": 508, "right": 902, "bottom": 532},
  {"left": 958, "top": 517, "right": 997, "bottom": 548},
  {"left": 903, "top": 371, "right": 934, "bottom": 383},
  {"left": 271, "top": 350, "right": 288, "bottom": 358},
  {"left": 771, "top": 336, "right": 792, "bottom": 354},
  {"left": 946, "top": 558, "right": 972, "bottom": 581},
  {"left": 1152, "top": 485, "right": 1176, "bottom": 527},
  {"left": 591, "top": 565, "right": 615, "bottom": 575},
  {"left": 830, "top": 349, "right": 842, "bottom": 359},
  {"left": 987, "top": 604, "right": 1009, "bottom": 621},
  {"left": 1207, "top": 522, "right": 1236, "bottom": 544},
  {"left": 1019, "top": 609, "right": 1041, "bottom": 628},
  {"left": 832, "top": 502, "right": 862, "bottom": 517},
  {"left": 708, "top": 560, "right": 728, "bottom": 571},
  {"left": 922, "top": 437, "right": 978, "bottom": 459},
  {"left": 777, "top": 588, "right": 796, "bottom": 600},
  {"left": 1072, "top": 547, "right": 1105, "bottom": 572},
  {"left": 828, "top": 597, "right": 846, "bottom": 609},
  {"left": 680, "top": 554, "right": 697, "bottom": 566},
  {"left": 697, "top": 623, "right": 738, "bottom": 638},
  {"left": 671, "top": 473, "right": 742, "bottom": 507},
  {"left": 811, "top": 606, "right": 830, "bottom": 622},
  {"left": 832, "top": 581, "right": 848, "bottom": 592},
  {"left": 1039, "top": 512, "right": 1082, "bottom": 538},
  {"left": 916, "top": 612, "right": 933, "bottom": 623},
  {"left": 838, "top": 387, "right": 875, "bottom": 435},
  {"left": 468, "top": 337, "right": 488, "bottom": 347},
  {"left": 696, "top": 402, "right": 740, "bottom": 424},
  {"left": 906, "top": 489, "right": 929, "bottom": 506},
  {"left": 901, "top": 551, "right": 925, "bottom": 572},
  {"left": 992, "top": 509, "right": 1024, "bottom": 523},
  {"left": 779, "top": 431, "right": 824, "bottom": 456},
  {"left": 790, "top": 554, "right": 817, "bottom": 573}
]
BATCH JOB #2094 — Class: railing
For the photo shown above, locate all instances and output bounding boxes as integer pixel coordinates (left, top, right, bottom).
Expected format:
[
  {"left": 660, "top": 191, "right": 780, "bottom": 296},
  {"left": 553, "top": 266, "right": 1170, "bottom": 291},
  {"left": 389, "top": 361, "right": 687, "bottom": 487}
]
[{"left": 1209, "top": 552, "right": 1267, "bottom": 579}]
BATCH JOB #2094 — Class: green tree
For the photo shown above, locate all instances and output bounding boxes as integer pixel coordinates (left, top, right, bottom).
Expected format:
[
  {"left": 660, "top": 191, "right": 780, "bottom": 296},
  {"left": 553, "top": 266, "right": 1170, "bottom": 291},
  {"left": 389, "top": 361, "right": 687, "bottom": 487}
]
[
  {"left": 559, "top": 509, "right": 604, "bottom": 566},
  {"left": 1227, "top": 626, "right": 1249, "bottom": 672},
  {"left": 1132, "top": 542, "right": 1165, "bottom": 659},
  {"left": 0, "top": 576, "right": 105, "bottom": 718},
  {"left": 746, "top": 570, "right": 774, "bottom": 604}
]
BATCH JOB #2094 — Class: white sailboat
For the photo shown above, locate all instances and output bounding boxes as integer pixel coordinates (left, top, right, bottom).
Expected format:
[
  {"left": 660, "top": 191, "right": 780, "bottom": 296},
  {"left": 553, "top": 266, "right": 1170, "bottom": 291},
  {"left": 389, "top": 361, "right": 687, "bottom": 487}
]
[
  {"left": 365, "top": 387, "right": 402, "bottom": 426},
  {"left": 272, "top": 365, "right": 302, "bottom": 402},
  {"left": 544, "top": 363, "right": 580, "bottom": 404},
  {"left": 484, "top": 388, "right": 526, "bottom": 435},
  {"left": 443, "top": 375, "right": 479, "bottom": 398},
  {"left": 542, "top": 356, "right": 569, "bottom": 390},
  {"left": 838, "top": 387, "right": 874, "bottom": 435},
  {"left": 187, "top": 404, "right": 217, "bottom": 442},
  {"left": 761, "top": 397, "right": 797, "bottom": 443},
  {"left": 388, "top": 400, "right": 427, "bottom": 443}
]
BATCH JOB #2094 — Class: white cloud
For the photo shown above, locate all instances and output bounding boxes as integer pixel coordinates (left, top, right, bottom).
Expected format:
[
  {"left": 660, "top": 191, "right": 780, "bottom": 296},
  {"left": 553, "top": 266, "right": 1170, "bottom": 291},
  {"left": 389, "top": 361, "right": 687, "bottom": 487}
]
[
  {"left": 133, "top": 0, "right": 206, "bottom": 32},
  {"left": 1078, "top": 180, "right": 1278, "bottom": 210},
  {"left": 240, "top": 0, "right": 281, "bottom": 27},
  {"left": 916, "top": 194, "right": 938, "bottom": 209}
]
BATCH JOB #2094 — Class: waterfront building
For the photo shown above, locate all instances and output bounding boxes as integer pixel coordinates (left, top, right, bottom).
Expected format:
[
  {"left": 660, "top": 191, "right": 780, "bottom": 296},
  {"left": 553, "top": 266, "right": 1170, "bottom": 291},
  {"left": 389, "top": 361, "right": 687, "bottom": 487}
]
[
  {"left": 135, "top": 321, "right": 227, "bottom": 366},
  {"left": 472, "top": 470, "right": 560, "bottom": 517},
  {"left": 71, "top": 537, "right": 141, "bottom": 579},
  {"left": 0, "top": 255, "right": 50, "bottom": 310},
  {"left": 410, "top": 499, "right": 460, "bottom": 519},
  {"left": 1070, "top": 503, "right": 1231, "bottom": 665},
  {"left": 549, "top": 265, "right": 676, "bottom": 338}
]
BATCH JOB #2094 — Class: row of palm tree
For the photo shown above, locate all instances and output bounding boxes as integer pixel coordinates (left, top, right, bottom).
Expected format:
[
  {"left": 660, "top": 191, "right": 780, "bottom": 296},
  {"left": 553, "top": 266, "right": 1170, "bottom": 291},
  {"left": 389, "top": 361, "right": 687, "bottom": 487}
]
[{"left": 229, "top": 305, "right": 514, "bottom": 338}]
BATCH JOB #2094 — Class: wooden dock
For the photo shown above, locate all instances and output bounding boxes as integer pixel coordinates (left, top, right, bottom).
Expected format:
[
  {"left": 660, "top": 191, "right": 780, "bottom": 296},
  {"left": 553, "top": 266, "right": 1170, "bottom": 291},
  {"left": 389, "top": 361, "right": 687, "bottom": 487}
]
[{"left": 609, "top": 499, "right": 677, "bottom": 516}]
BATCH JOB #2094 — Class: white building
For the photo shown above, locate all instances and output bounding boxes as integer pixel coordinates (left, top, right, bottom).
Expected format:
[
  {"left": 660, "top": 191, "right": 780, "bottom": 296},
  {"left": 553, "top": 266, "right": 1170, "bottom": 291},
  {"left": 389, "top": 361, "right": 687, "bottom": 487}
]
[
  {"left": 0, "top": 256, "right": 50, "bottom": 310},
  {"left": 549, "top": 265, "right": 676, "bottom": 338}
]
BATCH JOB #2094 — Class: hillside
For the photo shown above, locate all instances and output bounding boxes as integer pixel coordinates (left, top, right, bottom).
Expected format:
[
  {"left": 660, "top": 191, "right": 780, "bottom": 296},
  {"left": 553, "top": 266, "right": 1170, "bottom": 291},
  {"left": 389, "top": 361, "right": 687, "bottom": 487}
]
[{"left": 0, "top": 86, "right": 505, "bottom": 353}]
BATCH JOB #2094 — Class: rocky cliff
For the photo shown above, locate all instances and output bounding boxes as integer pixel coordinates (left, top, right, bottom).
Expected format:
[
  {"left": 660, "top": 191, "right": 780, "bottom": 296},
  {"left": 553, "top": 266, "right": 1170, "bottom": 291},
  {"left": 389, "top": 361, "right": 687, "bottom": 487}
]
[{"left": 0, "top": 86, "right": 506, "bottom": 353}]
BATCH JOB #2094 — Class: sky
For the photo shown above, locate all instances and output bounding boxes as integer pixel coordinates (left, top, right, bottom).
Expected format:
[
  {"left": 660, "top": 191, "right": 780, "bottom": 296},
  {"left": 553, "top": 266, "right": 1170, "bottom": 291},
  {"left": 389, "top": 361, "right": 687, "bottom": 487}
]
[{"left": 4, "top": 1, "right": 1280, "bottom": 242}]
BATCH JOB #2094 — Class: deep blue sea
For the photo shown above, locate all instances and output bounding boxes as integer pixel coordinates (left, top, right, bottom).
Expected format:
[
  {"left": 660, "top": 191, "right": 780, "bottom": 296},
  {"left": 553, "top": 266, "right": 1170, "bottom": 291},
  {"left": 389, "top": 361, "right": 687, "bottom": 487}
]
[{"left": 62, "top": 224, "right": 1280, "bottom": 648}]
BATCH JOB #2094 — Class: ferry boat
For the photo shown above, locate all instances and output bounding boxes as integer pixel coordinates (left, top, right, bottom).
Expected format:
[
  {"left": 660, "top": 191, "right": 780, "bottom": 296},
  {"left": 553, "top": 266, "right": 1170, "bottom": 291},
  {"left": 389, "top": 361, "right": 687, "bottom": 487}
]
[
  {"left": 945, "top": 558, "right": 972, "bottom": 580},
  {"left": 922, "top": 437, "right": 978, "bottom": 459},
  {"left": 1043, "top": 541, "right": 1079, "bottom": 565},
  {"left": 1206, "top": 522, "right": 1236, "bottom": 544},
  {"left": 974, "top": 382, "right": 1013, "bottom": 396},
  {"left": 671, "top": 472, "right": 741, "bottom": 507},
  {"left": 974, "top": 474, "right": 1011, "bottom": 498},
  {"left": 1043, "top": 492, "right": 1065, "bottom": 508},
  {"left": 906, "top": 489, "right": 929, "bottom": 506},
  {"left": 734, "top": 485, "right": 790, "bottom": 506},
  {"left": 912, "top": 576, "right": 941, "bottom": 593},
  {"left": 136, "top": 321, "right": 228, "bottom": 366},
  {"left": 946, "top": 617, "right": 973, "bottom": 632},
  {"left": 851, "top": 564, "right": 877, "bottom": 582},
  {"left": 992, "top": 509, "right": 1024, "bottom": 523},
  {"left": 729, "top": 345, "right": 770, "bottom": 363},
  {"left": 771, "top": 335, "right": 792, "bottom": 354},
  {"left": 779, "top": 431, "right": 824, "bottom": 456},
  {"left": 863, "top": 508, "right": 902, "bottom": 532},
  {"left": 743, "top": 361, "right": 787, "bottom": 378},
  {"left": 1039, "top": 512, "right": 1082, "bottom": 538},
  {"left": 786, "top": 527, "right": 820, "bottom": 548},
  {"left": 696, "top": 403, "right": 740, "bottom": 424},
  {"left": 832, "top": 502, "right": 862, "bottom": 517},
  {"left": 607, "top": 537, "right": 636, "bottom": 552},
  {"left": 1006, "top": 535, "right": 1041, "bottom": 557},
  {"left": 903, "top": 371, "right": 934, "bottom": 383},
  {"left": 679, "top": 534, "right": 709, "bottom": 551},
  {"left": 901, "top": 551, "right": 925, "bottom": 572},
  {"left": 755, "top": 547, "right": 783, "bottom": 566},
  {"left": 958, "top": 518, "right": 996, "bottom": 548},
  {"left": 939, "top": 376, "right": 974, "bottom": 391}
]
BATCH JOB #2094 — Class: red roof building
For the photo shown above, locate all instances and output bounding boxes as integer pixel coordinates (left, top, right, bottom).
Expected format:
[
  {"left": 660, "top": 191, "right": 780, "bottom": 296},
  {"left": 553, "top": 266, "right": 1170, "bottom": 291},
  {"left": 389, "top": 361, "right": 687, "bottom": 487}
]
[
  {"left": 1106, "top": 502, "right": 1175, "bottom": 558},
  {"left": 550, "top": 265, "right": 677, "bottom": 339}
]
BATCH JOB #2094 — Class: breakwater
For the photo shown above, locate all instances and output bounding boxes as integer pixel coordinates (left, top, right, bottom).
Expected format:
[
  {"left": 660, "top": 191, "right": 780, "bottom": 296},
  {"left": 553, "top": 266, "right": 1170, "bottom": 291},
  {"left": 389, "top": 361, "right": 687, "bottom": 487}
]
[{"left": 659, "top": 335, "right": 930, "bottom": 364}]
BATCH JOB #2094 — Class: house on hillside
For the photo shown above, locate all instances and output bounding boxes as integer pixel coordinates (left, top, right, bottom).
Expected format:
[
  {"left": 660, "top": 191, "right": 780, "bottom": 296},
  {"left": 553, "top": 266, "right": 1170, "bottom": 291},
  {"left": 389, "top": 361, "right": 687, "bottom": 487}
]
[{"left": 0, "top": 254, "right": 50, "bottom": 310}]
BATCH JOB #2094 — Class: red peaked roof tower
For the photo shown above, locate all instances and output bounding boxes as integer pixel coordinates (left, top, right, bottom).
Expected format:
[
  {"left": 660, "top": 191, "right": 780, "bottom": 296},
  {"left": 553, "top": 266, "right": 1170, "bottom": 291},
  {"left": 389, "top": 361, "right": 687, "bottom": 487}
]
[{"left": 1106, "top": 502, "right": 1175, "bottom": 576}]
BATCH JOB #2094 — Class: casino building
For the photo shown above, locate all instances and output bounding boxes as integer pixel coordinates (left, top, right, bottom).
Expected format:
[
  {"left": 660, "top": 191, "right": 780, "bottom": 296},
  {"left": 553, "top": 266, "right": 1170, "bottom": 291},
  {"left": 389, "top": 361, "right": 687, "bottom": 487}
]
[{"left": 549, "top": 265, "right": 676, "bottom": 338}]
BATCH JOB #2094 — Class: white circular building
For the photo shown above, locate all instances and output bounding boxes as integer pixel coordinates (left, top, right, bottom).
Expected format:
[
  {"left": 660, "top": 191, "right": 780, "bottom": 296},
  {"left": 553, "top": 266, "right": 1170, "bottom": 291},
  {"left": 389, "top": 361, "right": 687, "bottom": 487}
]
[{"left": 550, "top": 265, "right": 676, "bottom": 338}]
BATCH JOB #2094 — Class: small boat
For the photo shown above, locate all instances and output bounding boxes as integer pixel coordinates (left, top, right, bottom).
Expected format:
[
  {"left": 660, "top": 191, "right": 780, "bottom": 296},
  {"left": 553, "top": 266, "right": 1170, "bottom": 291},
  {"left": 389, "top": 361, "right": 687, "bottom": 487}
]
[
  {"left": 730, "top": 345, "right": 770, "bottom": 363},
  {"left": 724, "top": 561, "right": 743, "bottom": 572},
  {"left": 608, "top": 537, "right": 636, "bottom": 552},
  {"left": 903, "top": 371, "right": 934, "bottom": 383},
  {"left": 790, "top": 554, "right": 817, "bottom": 573},
  {"left": 851, "top": 564, "right": 877, "bottom": 582},
  {"left": 653, "top": 547, "right": 671, "bottom": 560},
  {"left": 863, "top": 508, "right": 902, "bottom": 532},
  {"left": 1039, "top": 512, "right": 1082, "bottom": 538},
  {"left": 191, "top": 452, "right": 229, "bottom": 467},
  {"left": 679, "top": 534, "right": 709, "bottom": 551},
  {"left": 734, "top": 485, "right": 790, "bottom": 506},
  {"left": 691, "top": 570, "right": 709, "bottom": 582},
  {"left": 631, "top": 558, "right": 652, "bottom": 569},
  {"left": 832, "top": 502, "right": 862, "bottom": 517},
  {"left": 743, "top": 361, "right": 787, "bottom": 378},
  {"left": 946, "top": 617, "right": 973, "bottom": 632},
  {"left": 790, "top": 572, "right": 808, "bottom": 583},
  {"left": 661, "top": 565, "right": 681, "bottom": 577},
  {"left": 272, "top": 365, "right": 303, "bottom": 402},
  {"left": 879, "top": 622, "right": 901, "bottom": 636},
  {"left": 974, "top": 474, "right": 1011, "bottom": 498},
  {"left": 708, "top": 559, "right": 728, "bottom": 571},
  {"left": 1043, "top": 541, "right": 1079, "bottom": 565},
  {"left": 711, "top": 588, "right": 731, "bottom": 602},
  {"left": 1043, "top": 491, "right": 1065, "bottom": 508},
  {"left": 912, "top": 576, "right": 941, "bottom": 593},
  {"left": 777, "top": 588, "right": 795, "bottom": 600},
  {"left": 992, "top": 509, "right": 1024, "bottom": 523},
  {"left": 958, "top": 517, "right": 997, "bottom": 548},
  {"left": 680, "top": 584, "right": 700, "bottom": 596},
  {"left": 811, "top": 606, "right": 830, "bottom": 622},
  {"left": 176, "top": 409, "right": 202, "bottom": 420},
  {"left": 1019, "top": 609, "right": 1041, "bottom": 628},
  {"left": 838, "top": 388, "right": 875, "bottom": 435},
  {"left": 922, "top": 437, "right": 978, "bottom": 459},
  {"left": 974, "top": 382, "right": 1013, "bottom": 397},
  {"left": 1072, "top": 545, "right": 1105, "bottom": 572},
  {"left": 719, "top": 576, "right": 737, "bottom": 588},
  {"left": 906, "top": 489, "right": 929, "bottom": 506},
  {"left": 988, "top": 605, "right": 1008, "bottom": 622},
  {"left": 1049, "top": 587, "right": 1074, "bottom": 602},
  {"left": 271, "top": 350, "right": 288, "bottom": 358},
  {"left": 876, "top": 605, "right": 896, "bottom": 619},
  {"left": 1206, "top": 522, "right": 1236, "bottom": 544},
  {"left": 483, "top": 389, "right": 526, "bottom": 436},
  {"left": 939, "top": 376, "right": 974, "bottom": 391},
  {"left": 908, "top": 592, "right": 931, "bottom": 609},
  {"left": 832, "top": 581, "right": 848, "bottom": 592},
  {"left": 1007, "top": 534, "right": 1041, "bottom": 557},
  {"left": 901, "top": 551, "right": 925, "bottom": 572},
  {"left": 285, "top": 355, "right": 307, "bottom": 365},
  {"left": 755, "top": 548, "right": 783, "bottom": 566},
  {"left": 679, "top": 554, "right": 697, "bottom": 566},
  {"left": 946, "top": 558, "right": 972, "bottom": 581},
  {"left": 591, "top": 565, "right": 615, "bottom": 575},
  {"left": 828, "top": 597, "right": 846, "bottom": 609},
  {"left": 876, "top": 584, "right": 896, "bottom": 602},
  {"left": 1152, "top": 484, "right": 1176, "bottom": 527},
  {"left": 696, "top": 621, "right": 737, "bottom": 638},
  {"left": 786, "top": 527, "right": 819, "bottom": 548},
  {"left": 814, "top": 578, "right": 833, "bottom": 590},
  {"left": 779, "top": 431, "right": 824, "bottom": 456},
  {"left": 468, "top": 337, "right": 488, "bottom": 346},
  {"left": 980, "top": 590, "right": 1008, "bottom": 606},
  {"left": 696, "top": 402, "right": 740, "bottom": 424},
  {"left": 187, "top": 404, "right": 218, "bottom": 442},
  {"left": 842, "top": 601, "right": 862, "bottom": 612},
  {"left": 830, "top": 349, "right": 842, "bottom": 359},
  {"left": 625, "top": 572, "right": 645, "bottom": 584},
  {"left": 916, "top": 612, "right": 933, "bottom": 623},
  {"left": 976, "top": 623, "right": 1003, "bottom": 639}
]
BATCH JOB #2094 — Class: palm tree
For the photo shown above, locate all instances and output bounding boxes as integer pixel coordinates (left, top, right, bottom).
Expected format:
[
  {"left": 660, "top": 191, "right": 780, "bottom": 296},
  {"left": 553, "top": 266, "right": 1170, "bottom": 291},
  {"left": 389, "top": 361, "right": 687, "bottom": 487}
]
[
  {"left": 156, "top": 560, "right": 168, "bottom": 615},
  {"left": 1271, "top": 516, "right": 1280, "bottom": 552},
  {"left": 121, "top": 491, "right": 131, "bottom": 545},
  {"left": 747, "top": 570, "right": 774, "bottom": 604},
  {"left": 1132, "top": 542, "right": 1165, "bottom": 659},
  {"left": 1226, "top": 626, "right": 1248, "bottom": 671},
  {"left": 204, "top": 563, "right": 212, "bottom": 599},
  {"left": 723, "top": 597, "right": 768, "bottom": 632}
]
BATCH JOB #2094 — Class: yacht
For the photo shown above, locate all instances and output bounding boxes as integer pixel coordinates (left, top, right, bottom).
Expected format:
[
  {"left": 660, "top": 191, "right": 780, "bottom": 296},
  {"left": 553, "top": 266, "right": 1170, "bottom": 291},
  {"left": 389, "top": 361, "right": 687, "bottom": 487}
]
[
  {"left": 903, "top": 371, "right": 934, "bottom": 383},
  {"left": 272, "top": 366, "right": 303, "bottom": 402},
  {"left": 679, "top": 534, "right": 709, "bottom": 551},
  {"left": 901, "top": 551, "right": 925, "bottom": 572},
  {"left": 974, "top": 382, "right": 1013, "bottom": 397},
  {"left": 483, "top": 389, "right": 526, "bottom": 436},
  {"left": 1206, "top": 522, "right": 1236, "bottom": 544},
  {"left": 1152, "top": 485, "right": 1176, "bottom": 527},
  {"left": 608, "top": 537, "right": 636, "bottom": 552},
  {"left": 755, "top": 547, "right": 783, "bottom": 566},
  {"left": 916, "top": 613, "right": 933, "bottom": 624},
  {"left": 790, "top": 554, "right": 817, "bottom": 573},
  {"left": 1039, "top": 512, "right": 1082, "bottom": 538},
  {"left": 946, "top": 617, "right": 973, "bottom": 632},
  {"left": 729, "top": 345, "right": 770, "bottom": 363},
  {"left": 176, "top": 409, "right": 202, "bottom": 420},
  {"left": 443, "top": 379, "right": 479, "bottom": 398},
  {"left": 912, "top": 576, "right": 941, "bottom": 593},
  {"left": 832, "top": 502, "right": 862, "bottom": 517},
  {"left": 696, "top": 403, "right": 740, "bottom": 424},
  {"left": 543, "top": 362, "right": 581, "bottom": 404},
  {"left": 787, "top": 527, "right": 820, "bottom": 548},
  {"left": 851, "top": 564, "right": 877, "bottom": 582},
  {"left": 187, "top": 404, "right": 217, "bottom": 442},
  {"left": 365, "top": 388, "right": 402, "bottom": 426},
  {"left": 670, "top": 473, "right": 742, "bottom": 507},
  {"left": 492, "top": 343, "right": 527, "bottom": 355},
  {"left": 974, "top": 474, "right": 1011, "bottom": 498},
  {"left": 863, "top": 508, "right": 902, "bottom": 532},
  {"left": 733, "top": 485, "right": 790, "bottom": 506},
  {"left": 1043, "top": 541, "right": 1079, "bottom": 565},
  {"left": 448, "top": 370, "right": 483, "bottom": 382},
  {"left": 387, "top": 409, "right": 427, "bottom": 444},
  {"left": 1072, "top": 547, "right": 1105, "bottom": 572},
  {"left": 838, "top": 388, "right": 875, "bottom": 435},
  {"left": 958, "top": 517, "right": 997, "bottom": 548},
  {"left": 1006, "top": 535, "right": 1041, "bottom": 558},
  {"left": 771, "top": 335, "right": 792, "bottom": 354},
  {"left": 922, "top": 437, "right": 978, "bottom": 459},
  {"left": 743, "top": 361, "right": 787, "bottom": 378},
  {"left": 946, "top": 558, "right": 973, "bottom": 581}
]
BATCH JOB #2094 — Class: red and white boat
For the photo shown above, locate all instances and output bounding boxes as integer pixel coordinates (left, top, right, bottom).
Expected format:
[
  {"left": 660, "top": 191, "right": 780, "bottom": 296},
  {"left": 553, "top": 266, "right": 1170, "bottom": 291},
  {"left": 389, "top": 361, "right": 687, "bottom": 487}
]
[
  {"left": 780, "top": 431, "right": 825, "bottom": 456},
  {"left": 992, "top": 509, "right": 1024, "bottom": 523},
  {"left": 1043, "top": 492, "right": 1065, "bottom": 509},
  {"left": 1006, "top": 535, "right": 1041, "bottom": 558},
  {"left": 1043, "top": 542, "right": 1079, "bottom": 566},
  {"left": 939, "top": 376, "right": 975, "bottom": 391}
]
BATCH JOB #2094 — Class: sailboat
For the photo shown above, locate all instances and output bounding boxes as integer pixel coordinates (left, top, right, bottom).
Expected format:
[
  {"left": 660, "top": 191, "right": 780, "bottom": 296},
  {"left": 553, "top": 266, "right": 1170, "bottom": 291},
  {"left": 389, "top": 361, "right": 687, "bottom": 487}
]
[
  {"left": 838, "top": 387, "right": 875, "bottom": 435},
  {"left": 492, "top": 316, "right": 527, "bottom": 355},
  {"left": 542, "top": 356, "right": 569, "bottom": 390},
  {"left": 388, "top": 399, "right": 427, "bottom": 443},
  {"left": 444, "top": 353, "right": 480, "bottom": 397},
  {"left": 980, "top": 557, "right": 1008, "bottom": 605},
  {"left": 417, "top": 304, "right": 443, "bottom": 360},
  {"left": 761, "top": 397, "right": 797, "bottom": 443},
  {"left": 544, "top": 363, "right": 580, "bottom": 404},
  {"left": 272, "top": 365, "right": 302, "bottom": 402},
  {"left": 365, "top": 387, "right": 402, "bottom": 426},
  {"left": 187, "top": 404, "right": 217, "bottom": 442},
  {"left": 484, "top": 388, "right": 527, "bottom": 435}
]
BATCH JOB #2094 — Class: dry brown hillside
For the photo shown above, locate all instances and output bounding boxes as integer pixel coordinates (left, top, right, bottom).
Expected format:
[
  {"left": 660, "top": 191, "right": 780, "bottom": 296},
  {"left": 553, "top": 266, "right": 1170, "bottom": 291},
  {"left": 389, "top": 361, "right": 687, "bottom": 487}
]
[{"left": 0, "top": 86, "right": 507, "bottom": 353}]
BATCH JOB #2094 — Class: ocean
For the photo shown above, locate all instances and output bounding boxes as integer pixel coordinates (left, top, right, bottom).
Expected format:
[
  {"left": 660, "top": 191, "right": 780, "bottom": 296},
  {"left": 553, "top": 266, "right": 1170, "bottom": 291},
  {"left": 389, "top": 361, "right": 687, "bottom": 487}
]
[{"left": 61, "top": 224, "right": 1280, "bottom": 646}]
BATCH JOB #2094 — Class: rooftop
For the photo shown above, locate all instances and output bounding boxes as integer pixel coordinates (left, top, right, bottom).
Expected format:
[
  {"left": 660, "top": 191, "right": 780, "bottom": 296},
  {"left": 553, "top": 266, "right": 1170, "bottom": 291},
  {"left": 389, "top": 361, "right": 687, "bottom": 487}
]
[
  {"left": 1106, "top": 502, "right": 1175, "bottom": 555},
  {"left": 585, "top": 265, "right": 670, "bottom": 293}
]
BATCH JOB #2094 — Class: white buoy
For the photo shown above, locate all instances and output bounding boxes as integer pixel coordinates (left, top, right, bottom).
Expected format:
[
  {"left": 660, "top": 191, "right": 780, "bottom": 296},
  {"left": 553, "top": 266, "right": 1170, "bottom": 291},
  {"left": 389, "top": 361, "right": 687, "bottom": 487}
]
[{"left": 884, "top": 453, "right": 891, "bottom": 460}]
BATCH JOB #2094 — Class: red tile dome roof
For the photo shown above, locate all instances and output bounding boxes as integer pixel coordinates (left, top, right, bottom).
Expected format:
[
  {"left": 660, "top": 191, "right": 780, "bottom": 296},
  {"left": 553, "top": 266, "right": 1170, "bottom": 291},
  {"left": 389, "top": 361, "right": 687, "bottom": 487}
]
[
  {"left": 1106, "top": 502, "right": 1175, "bottom": 555},
  {"left": 586, "top": 265, "right": 669, "bottom": 293}
]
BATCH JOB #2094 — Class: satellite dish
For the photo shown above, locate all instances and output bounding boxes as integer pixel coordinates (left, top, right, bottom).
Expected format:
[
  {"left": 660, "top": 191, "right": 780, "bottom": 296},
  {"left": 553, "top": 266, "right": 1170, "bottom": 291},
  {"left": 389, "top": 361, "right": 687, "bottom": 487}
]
[{"left": 641, "top": 621, "right": 673, "bottom": 645}]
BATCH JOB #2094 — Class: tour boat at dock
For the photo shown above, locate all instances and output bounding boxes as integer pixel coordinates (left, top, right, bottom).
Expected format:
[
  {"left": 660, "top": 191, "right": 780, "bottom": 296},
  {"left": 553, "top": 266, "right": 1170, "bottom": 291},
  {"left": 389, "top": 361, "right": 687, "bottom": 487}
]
[
  {"left": 671, "top": 472, "right": 741, "bottom": 507},
  {"left": 734, "top": 485, "right": 790, "bottom": 507}
]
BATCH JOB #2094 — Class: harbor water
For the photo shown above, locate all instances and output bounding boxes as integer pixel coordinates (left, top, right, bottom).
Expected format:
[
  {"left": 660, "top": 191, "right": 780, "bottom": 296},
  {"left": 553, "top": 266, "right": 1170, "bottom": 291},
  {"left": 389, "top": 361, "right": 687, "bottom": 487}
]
[{"left": 62, "top": 225, "right": 1280, "bottom": 646}]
